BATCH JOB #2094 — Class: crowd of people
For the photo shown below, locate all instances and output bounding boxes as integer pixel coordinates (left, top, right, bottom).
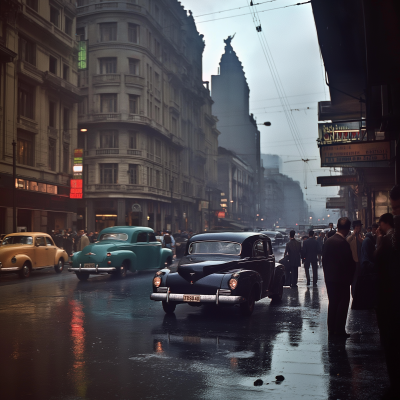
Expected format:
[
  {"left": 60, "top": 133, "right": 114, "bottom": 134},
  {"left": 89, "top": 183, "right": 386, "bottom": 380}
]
[{"left": 283, "top": 185, "right": 400, "bottom": 398}]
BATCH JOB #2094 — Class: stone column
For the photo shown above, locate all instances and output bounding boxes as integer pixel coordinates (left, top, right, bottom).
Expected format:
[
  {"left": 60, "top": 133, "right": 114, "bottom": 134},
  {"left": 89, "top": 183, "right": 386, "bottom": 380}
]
[
  {"left": 160, "top": 204, "right": 165, "bottom": 231},
  {"left": 117, "top": 198, "right": 125, "bottom": 226}
]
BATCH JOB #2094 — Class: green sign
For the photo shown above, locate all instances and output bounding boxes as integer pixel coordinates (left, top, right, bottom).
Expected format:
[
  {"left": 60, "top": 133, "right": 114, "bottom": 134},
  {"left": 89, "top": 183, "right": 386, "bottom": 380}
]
[{"left": 78, "top": 41, "right": 88, "bottom": 70}]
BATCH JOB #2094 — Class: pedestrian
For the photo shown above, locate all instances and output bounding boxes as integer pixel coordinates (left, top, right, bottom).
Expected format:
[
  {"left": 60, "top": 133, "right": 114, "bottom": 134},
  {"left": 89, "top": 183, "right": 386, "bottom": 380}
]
[
  {"left": 316, "top": 231, "right": 325, "bottom": 267},
  {"left": 284, "top": 230, "right": 302, "bottom": 287},
  {"left": 73, "top": 230, "right": 90, "bottom": 252},
  {"left": 347, "top": 220, "right": 363, "bottom": 304},
  {"left": 375, "top": 205, "right": 400, "bottom": 397},
  {"left": 326, "top": 222, "right": 336, "bottom": 239},
  {"left": 302, "top": 230, "right": 320, "bottom": 286},
  {"left": 322, "top": 217, "right": 356, "bottom": 338},
  {"left": 63, "top": 229, "right": 73, "bottom": 258}
]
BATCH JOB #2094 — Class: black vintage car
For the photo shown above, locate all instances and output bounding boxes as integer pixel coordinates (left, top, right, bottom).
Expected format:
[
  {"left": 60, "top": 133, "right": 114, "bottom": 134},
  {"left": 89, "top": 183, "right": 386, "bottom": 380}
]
[{"left": 150, "top": 232, "right": 285, "bottom": 316}]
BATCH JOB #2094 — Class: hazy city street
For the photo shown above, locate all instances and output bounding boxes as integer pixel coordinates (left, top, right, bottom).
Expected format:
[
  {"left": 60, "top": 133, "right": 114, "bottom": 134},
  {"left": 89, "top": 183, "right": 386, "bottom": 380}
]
[{"left": 0, "top": 251, "right": 389, "bottom": 400}]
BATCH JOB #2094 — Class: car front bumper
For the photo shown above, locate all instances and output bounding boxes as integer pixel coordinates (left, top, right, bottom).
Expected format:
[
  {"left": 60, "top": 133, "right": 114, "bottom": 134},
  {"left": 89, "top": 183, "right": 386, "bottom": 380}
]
[
  {"left": 150, "top": 289, "right": 246, "bottom": 305},
  {"left": 68, "top": 267, "right": 116, "bottom": 273}
]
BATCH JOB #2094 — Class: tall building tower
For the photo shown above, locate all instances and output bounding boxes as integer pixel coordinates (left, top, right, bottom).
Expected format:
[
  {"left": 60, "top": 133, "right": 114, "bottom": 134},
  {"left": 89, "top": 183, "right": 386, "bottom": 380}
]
[
  {"left": 211, "top": 36, "right": 262, "bottom": 221},
  {"left": 76, "top": 0, "right": 219, "bottom": 233}
]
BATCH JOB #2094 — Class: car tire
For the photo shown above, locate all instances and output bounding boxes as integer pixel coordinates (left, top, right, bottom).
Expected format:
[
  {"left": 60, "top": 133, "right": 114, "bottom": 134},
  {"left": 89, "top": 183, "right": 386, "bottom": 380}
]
[
  {"left": 18, "top": 263, "right": 31, "bottom": 279},
  {"left": 271, "top": 278, "right": 284, "bottom": 302},
  {"left": 117, "top": 264, "right": 127, "bottom": 279},
  {"left": 162, "top": 301, "right": 176, "bottom": 314},
  {"left": 76, "top": 272, "right": 89, "bottom": 281},
  {"left": 54, "top": 259, "right": 64, "bottom": 273},
  {"left": 240, "top": 287, "right": 256, "bottom": 316}
]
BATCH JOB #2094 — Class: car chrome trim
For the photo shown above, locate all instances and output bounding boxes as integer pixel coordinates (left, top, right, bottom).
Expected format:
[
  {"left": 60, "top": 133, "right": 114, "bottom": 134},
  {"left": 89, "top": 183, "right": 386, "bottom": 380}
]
[
  {"left": 1, "top": 267, "right": 20, "bottom": 271},
  {"left": 150, "top": 293, "right": 245, "bottom": 304},
  {"left": 68, "top": 267, "right": 116, "bottom": 273}
]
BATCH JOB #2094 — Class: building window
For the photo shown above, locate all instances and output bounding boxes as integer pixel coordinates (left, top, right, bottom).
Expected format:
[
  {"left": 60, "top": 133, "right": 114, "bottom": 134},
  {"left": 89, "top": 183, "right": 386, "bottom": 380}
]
[
  {"left": 100, "top": 164, "right": 118, "bottom": 184},
  {"left": 18, "top": 81, "right": 35, "bottom": 120},
  {"left": 154, "top": 105, "right": 160, "bottom": 123},
  {"left": 147, "top": 167, "right": 153, "bottom": 186},
  {"left": 100, "top": 23, "right": 117, "bottom": 42},
  {"left": 63, "top": 64, "right": 69, "bottom": 80},
  {"left": 19, "top": 36, "right": 36, "bottom": 66},
  {"left": 65, "top": 16, "right": 73, "bottom": 36},
  {"left": 129, "top": 131, "right": 137, "bottom": 149},
  {"left": 155, "top": 140, "right": 161, "bottom": 159},
  {"left": 100, "top": 94, "right": 117, "bottom": 113},
  {"left": 50, "top": 7, "right": 59, "bottom": 27},
  {"left": 49, "top": 101, "right": 56, "bottom": 127},
  {"left": 48, "top": 138, "right": 56, "bottom": 171},
  {"left": 128, "top": 23, "right": 139, "bottom": 43},
  {"left": 129, "top": 95, "right": 139, "bottom": 114},
  {"left": 63, "top": 144, "right": 69, "bottom": 173},
  {"left": 49, "top": 56, "right": 57, "bottom": 74},
  {"left": 156, "top": 170, "right": 160, "bottom": 188},
  {"left": 129, "top": 164, "right": 138, "bottom": 184},
  {"left": 78, "top": 96, "right": 88, "bottom": 115},
  {"left": 128, "top": 58, "right": 140, "bottom": 75},
  {"left": 99, "top": 57, "right": 117, "bottom": 74},
  {"left": 76, "top": 27, "right": 85, "bottom": 41},
  {"left": 26, "top": 0, "right": 38, "bottom": 11},
  {"left": 63, "top": 108, "right": 70, "bottom": 131},
  {"left": 154, "top": 40, "right": 161, "bottom": 59},
  {"left": 171, "top": 117, "right": 178, "bottom": 135},
  {"left": 17, "top": 131, "right": 34, "bottom": 166},
  {"left": 100, "top": 130, "right": 118, "bottom": 148}
]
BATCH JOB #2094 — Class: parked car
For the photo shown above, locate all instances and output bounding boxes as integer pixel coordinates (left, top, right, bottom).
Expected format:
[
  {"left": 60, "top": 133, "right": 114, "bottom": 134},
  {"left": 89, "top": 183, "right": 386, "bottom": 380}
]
[
  {"left": 68, "top": 226, "right": 173, "bottom": 281},
  {"left": 150, "top": 232, "right": 285, "bottom": 316},
  {"left": 259, "top": 231, "right": 284, "bottom": 247},
  {"left": 0, "top": 232, "right": 67, "bottom": 278}
]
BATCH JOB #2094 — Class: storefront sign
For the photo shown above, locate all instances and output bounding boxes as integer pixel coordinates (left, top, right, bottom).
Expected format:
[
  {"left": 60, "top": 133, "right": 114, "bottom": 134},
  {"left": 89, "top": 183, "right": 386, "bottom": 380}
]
[
  {"left": 318, "top": 122, "right": 365, "bottom": 145},
  {"left": 317, "top": 175, "right": 358, "bottom": 186},
  {"left": 326, "top": 197, "right": 346, "bottom": 209},
  {"left": 70, "top": 149, "right": 84, "bottom": 198},
  {"left": 70, "top": 179, "right": 82, "bottom": 199},
  {"left": 320, "top": 141, "right": 391, "bottom": 168},
  {"left": 78, "top": 41, "right": 88, "bottom": 70}
]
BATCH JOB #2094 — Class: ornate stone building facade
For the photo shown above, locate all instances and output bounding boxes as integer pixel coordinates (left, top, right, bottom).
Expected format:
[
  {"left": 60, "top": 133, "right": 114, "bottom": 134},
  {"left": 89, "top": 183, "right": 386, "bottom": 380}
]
[
  {"left": 0, "top": 0, "right": 80, "bottom": 234},
  {"left": 76, "top": 0, "right": 219, "bottom": 233}
]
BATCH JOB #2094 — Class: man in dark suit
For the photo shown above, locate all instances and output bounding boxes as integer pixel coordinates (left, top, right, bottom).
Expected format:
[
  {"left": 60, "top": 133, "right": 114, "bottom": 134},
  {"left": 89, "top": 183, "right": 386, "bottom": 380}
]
[
  {"left": 302, "top": 230, "right": 320, "bottom": 286},
  {"left": 284, "top": 230, "right": 302, "bottom": 287},
  {"left": 326, "top": 222, "right": 336, "bottom": 239},
  {"left": 322, "top": 217, "right": 356, "bottom": 338}
]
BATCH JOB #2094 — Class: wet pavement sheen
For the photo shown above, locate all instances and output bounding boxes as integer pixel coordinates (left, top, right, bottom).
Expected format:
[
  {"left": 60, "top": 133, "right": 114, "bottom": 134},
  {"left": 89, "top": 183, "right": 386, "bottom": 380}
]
[{"left": 0, "top": 256, "right": 389, "bottom": 399}]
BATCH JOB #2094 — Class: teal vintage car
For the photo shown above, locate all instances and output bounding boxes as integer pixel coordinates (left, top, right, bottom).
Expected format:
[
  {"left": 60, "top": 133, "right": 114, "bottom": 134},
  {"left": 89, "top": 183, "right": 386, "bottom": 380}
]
[{"left": 68, "top": 226, "right": 173, "bottom": 281}]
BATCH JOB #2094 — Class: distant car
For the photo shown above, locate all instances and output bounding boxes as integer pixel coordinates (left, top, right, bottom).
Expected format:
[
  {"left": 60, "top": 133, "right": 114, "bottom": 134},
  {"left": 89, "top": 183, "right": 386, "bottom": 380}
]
[
  {"left": 0, "top": 232, "right": 68, "bottom": 278},
  {"left": 259, "top": 231, "right": 284, "bottom": 247},
  {"left": 68, "top": 226, "right": 173, "bottom": 281},
  {"left": 150, "top": 232, "right": 285, "bottom": 316}
]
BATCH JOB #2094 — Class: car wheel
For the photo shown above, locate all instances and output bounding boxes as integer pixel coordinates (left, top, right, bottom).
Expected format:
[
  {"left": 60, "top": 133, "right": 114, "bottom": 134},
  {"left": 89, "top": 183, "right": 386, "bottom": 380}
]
[
  {"left": 271, "top": 278, "right": 284, "bottom": 302},
  {"left": 162, "top": 301, "right": 176, "bottom": 314},
  {"left": 117, "top": 264, "right": 127, "bottom": 279},
  {"left": 18, "top": 263, "right": 31, "bottom": 279},
  {"left": 240, "top": 287, "right": 256, "bottom": 316},
  {"left": 54, "top": 259, "right": 64, "bottom": 273},
  {"left": 75, "top": 272, "right": 89, "bottom": 281}
]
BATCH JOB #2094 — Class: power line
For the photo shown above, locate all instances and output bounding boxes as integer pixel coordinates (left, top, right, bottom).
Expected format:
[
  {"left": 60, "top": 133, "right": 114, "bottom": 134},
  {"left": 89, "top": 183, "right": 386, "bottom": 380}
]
[{"left": 250, "top": 91, "right": 327, "bottom": 103}]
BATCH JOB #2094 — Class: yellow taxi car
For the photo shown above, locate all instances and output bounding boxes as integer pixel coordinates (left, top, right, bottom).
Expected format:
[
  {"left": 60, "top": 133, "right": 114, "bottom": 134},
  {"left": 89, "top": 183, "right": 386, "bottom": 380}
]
[{"left": 0, "top": 232, "right": 68, "bottom": 278}]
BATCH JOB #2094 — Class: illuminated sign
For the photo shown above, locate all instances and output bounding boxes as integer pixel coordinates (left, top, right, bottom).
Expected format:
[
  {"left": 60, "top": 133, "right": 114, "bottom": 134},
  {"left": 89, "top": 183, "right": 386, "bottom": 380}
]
[
  {"left": 70, "top": 148, "right": 84, "bottom": 198},
  {"left": 78, "top": 41, "right": 88, "bottom": 70},
  {"left": 320, "top": 141, "right": 392, "bottom": 168},
  {"left": 318, "top": 122, "right": 365, "bottom": 145}
]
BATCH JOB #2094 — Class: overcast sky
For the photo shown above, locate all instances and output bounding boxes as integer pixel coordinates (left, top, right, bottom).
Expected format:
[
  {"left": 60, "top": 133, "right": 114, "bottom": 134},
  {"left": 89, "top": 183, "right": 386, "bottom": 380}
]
[{"left": 182, "top": 0, "right": 341, "bottom": 222}]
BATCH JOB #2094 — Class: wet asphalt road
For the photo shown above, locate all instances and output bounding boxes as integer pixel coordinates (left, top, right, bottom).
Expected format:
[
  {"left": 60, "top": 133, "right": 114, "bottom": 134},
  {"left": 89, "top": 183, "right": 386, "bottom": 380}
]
[{"left": 0, "top": 249, "right": 390, "bottom": 400}]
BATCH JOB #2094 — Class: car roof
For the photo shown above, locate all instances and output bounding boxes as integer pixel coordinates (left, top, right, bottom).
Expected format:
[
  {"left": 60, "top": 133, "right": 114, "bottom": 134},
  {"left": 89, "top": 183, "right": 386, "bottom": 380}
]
[
  {"left": 189, "top": 232, "right": 269, "bottom": 243},
  {"left": 3, "top": 232, "right": 49, "bottom": 237},
  {"left": 99, "top": 226, "right": 154, "bottom": 235}
]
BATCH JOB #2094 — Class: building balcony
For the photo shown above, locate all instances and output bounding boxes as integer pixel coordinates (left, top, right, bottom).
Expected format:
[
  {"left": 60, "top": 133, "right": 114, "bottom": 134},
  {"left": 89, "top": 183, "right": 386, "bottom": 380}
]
[
  {"left": 96, "top": 149, "right": 119, "bottom": 155},
  {"left": 93, "top": 74, "right": 121, "bottom": 86},
  {"left": 125, "top": 74, "right": 145, "bottom": 87},
  {"left": 17, "top": 115, "right": 39, "bottom": 134},
  {"left": 43, "top": 72, "right": 81, "bottom": 102},
  {"left": 127, "top": 149, "right": 142, "bottom": 156},
  {"left": 169, "top": 100, "right": 180, "bottom": 113},
  {"left": 77, "top": 1, "right": 142, "bottom": 15},
  {"left": 93, "top": 113, "right": 121, "bottom": 121},
  {"left": 95, "top": 184, "right": 121, "bottom": 191},
  {"left": 128, "top": 114, "right": 150, "bottom": 124}
]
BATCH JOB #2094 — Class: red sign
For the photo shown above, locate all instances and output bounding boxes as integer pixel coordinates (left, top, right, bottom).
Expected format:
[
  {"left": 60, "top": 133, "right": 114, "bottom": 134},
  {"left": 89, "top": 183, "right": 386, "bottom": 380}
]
[
  {"left": 217, "top": 211, "right": 226, "bottom": 219},
  {"left": 74, "top": 148, "right": 84, "bottom": 158},
  {"left": 70, "top": 179, "right": 83, "bottom": 199}
]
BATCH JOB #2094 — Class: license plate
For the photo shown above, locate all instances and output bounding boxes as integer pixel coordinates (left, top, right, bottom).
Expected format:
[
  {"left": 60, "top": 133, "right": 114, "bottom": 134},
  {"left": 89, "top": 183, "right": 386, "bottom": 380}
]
[
  {"left": 183, "top": 295, "right": 200, "bottom": 302},
  {"left": 84, "top": 263, "right": 95, "bottom": 268}
]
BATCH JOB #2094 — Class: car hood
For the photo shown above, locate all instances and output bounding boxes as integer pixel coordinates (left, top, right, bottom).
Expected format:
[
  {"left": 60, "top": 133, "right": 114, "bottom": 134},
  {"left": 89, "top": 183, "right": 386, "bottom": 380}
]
[{"left": 178, "top": 260, "right": 237, "bottom": 283}]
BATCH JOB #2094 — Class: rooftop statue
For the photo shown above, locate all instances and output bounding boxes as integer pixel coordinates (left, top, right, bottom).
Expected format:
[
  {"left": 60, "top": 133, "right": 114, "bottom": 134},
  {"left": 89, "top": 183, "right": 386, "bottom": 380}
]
[{"left": 224, "top": 34, "right": 236, "bottom": 49}]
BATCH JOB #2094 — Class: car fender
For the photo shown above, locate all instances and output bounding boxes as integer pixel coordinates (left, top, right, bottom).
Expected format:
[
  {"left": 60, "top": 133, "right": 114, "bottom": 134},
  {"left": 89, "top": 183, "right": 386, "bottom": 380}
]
[
  {"left": 54, "top": 249, "right": 68, "bottom": 265},
  {"left": 108, "top": 250, "right": 137, "bottom": 270},
  {"left": 268, "top": 263, "right": 285, "bottom": 297},
  {"left": 160, "top": 248, "right": 173, "bottom": 267},
  {"left": 225, "top": 270, "right": 263, "bottom": 300},
  {"left": 153, "top": 268, "right": 172, "bottom": 290},
  {"left": 11, "top": 254, "right": 34, "bottom": 270}
]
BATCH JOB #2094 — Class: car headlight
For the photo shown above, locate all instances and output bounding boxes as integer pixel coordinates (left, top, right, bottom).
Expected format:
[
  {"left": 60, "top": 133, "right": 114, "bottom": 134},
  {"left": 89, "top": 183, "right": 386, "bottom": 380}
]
[
  {"left": 229, "top": 278, "right": 238, "bottom": 290},
  {"left": 153, "top": 276, "right": 162, "bottom": 287}
]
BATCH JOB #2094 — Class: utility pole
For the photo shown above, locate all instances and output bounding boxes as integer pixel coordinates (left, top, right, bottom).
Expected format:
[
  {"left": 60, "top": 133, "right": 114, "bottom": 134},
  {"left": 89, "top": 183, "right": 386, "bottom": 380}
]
[{"left": 12, "top": 139, "right": 16, "bottom": 232}]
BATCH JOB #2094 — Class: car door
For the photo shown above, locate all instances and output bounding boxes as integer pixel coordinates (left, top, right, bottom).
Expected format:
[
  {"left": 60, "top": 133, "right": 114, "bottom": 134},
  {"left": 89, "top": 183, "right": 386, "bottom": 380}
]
[
  {"left": 264, "top": 239, "right": 275, "bottom": 290},
  {"left": 148, "top": 232, "right": 161, "bottom": 268},
  {"left": 131, "top": 231, "right": 149, "bottom": 270},
  {"left": 252, "top": 240, "right": 271, "bottom": 297},
  {"left": 45, "top": 236, "right": 57, "bottom": 266},
  {"left": 34, "top": 236, "right": 48, "bottom": 268}
]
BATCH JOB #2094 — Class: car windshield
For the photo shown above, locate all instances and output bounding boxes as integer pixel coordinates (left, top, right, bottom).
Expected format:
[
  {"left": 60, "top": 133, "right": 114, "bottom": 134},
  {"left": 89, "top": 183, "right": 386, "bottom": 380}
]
[
  {"left": 189, "top": 241, "right": 241, "bottom": 255},
  {"left": 99, "top": 233, "right": 128, "bottom": 241},
  {"left": 2, "top": 236, "right": 33, "bottom": 245}
]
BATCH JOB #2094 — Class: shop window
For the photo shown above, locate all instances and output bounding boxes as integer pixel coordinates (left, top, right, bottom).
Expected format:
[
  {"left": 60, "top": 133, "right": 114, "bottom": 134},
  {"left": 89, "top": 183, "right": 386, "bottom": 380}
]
[
  {"left": 19, "top": 36, "right": 36, "bottom": 66},
  {"left": 17, "top": 131, "right": 34, "bottom": 166},
  {"left": 100, "top": 163, "right": 118, "bottom": 184},
  {"left": 128, "top": 23, "right": 139, "bottom": 43},
  {"left": 49, "top": 56, "right": 57, "bottom": 74},
  {"left": 18, "top": 81, "right": 35, "bottom": 119},
  {"left": 99, "top": 57, "right": 117, "bottom": 74},
  {"left": 100, "top": 94, "right": 117, "bottom": 113},
  {"left": 129, "top": 95, "right": 139, "bottom": 114},
  {"left": 129, "top": 164, "right": 138, "bottom": 184},
  {"left": 100, "top": 130, "right": 118, "bottom": 148},
  {"left": 100, "top": 23, "right": 117, "bottom": 42},
  {"left": 50, "top": 6, "right": 59, "bottom": 28},
  {"left": 48, "top": 138, "right": 56, "bottom": 171},
  {"left": 128, "top": 58, "right": 140, "bottom": 75}
]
